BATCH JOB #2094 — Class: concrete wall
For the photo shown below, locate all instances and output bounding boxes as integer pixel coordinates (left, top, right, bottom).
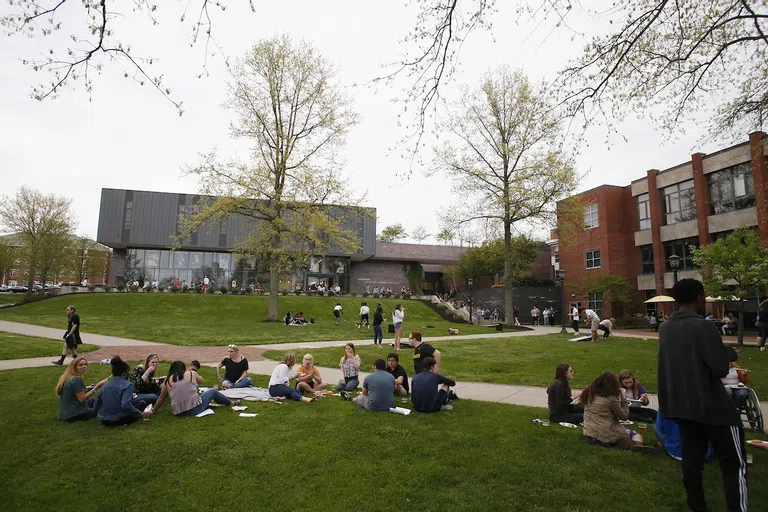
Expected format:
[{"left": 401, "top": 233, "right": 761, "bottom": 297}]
[
  {"left": 659, "top": 219, "right": 699, "bottom": 242},
  {"left": 349, "top": 260, "right": 409, "bottom": 294},
  {"left": 664, "top": 270, "right": 702, "bottom": 289},
  {"left": 656, "top": 163, "right": 693, "bottom": 188},
  {"left": 631, "top": 179, "right": 648, "bottom": 197},
  {"left": 637, "top": 274, "right": 655, "bottom": 291},
  {"left": 634, "top": 230, "right": 652, "bottom": 247},
  {"left": 702, "top": 143, "right": 751, "bottom": 174},
  {"left": 707, "top": 207, "right": 758, "bottom": 233}
]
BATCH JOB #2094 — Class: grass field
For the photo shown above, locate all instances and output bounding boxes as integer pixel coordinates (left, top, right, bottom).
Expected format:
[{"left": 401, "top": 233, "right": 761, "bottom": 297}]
[
  {"left": 0, "top": 332, "right": 97, "bottom": 360},
  {"left": 1, "top": 364, "right": 766, "bottom": 512},
  {"left": 0, "top": 294, "right": 21, "bottom": 304},
  {"left": 0, "top": 294, "right": 491, "bottom": 346},
  {"left": 266, "top": 334, "right": 768, "bottom": 396}
]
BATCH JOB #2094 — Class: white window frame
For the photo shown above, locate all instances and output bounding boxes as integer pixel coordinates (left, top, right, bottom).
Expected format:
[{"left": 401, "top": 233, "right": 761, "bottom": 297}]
[
  {"left": 584, "top": 204, "right": 599, "bottom": 229},
  {"left": 585, "top": 249, "right": 601, "bottom": 269}
]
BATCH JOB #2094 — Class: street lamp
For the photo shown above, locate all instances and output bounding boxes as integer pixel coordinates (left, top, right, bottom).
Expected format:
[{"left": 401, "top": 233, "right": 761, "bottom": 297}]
[
  {"left": 668, "top": 254, "right": 681, "bottom": 312},
  {"left": 467, "top": 278, "right": 474, "bottom": 325},
  {"left": 556, "top": 269, "right": 567, "bottom": 334}
]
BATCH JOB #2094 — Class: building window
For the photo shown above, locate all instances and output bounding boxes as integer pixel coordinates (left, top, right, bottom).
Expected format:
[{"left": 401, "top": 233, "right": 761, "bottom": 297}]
[
  {"left": 663, "top": 236, "right": 699, "bottom": 271},
  {"left": 708, "top": 162, "right": 755, "bottom": 215},
  {"left": 640, "top": 245, "right": 654, "bottom": 274},
  {"left": 637, "top": 193, "right": 651, "bottom": 230},
  {"left": 554, "top": 245, "right": 559, "bottom": 263},
  {"left": 645, "top": 290, "right": 657, "bottom": 315},
  {"left": 584, "top": 204, "right": 599, "bottom": 229},
  {"left": 588, "top": 292, "right": 603, "bottom": 315},
  {"left": 123, "top": 201, "right": 133, "bottom": 231},
  {"left": 586, "top": 249, "right": 601, "bottom": 269},
  {"left": 661, "top": 179, "right": 696, "bottom": 225}
]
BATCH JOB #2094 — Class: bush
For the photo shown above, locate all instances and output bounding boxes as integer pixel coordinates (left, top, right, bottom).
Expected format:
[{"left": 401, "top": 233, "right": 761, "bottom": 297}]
[
  {"left": 327, "top": 290, "right": 335, "bottom": 297},
  {"left": 372, "top": 292, "right": 380, "bottom": 298},
  {"left": 614, "top": 316, "right": 650, "bottom": 329},
  {"left": 350, "top": 292, "right": 357, "bottom": 297},
  {"left": 403, "top": 294, "right": 411, "bottom": 300},
  {"left": 318, "top": 290, "right": 325, "bottom": 297},
  {"left": 117, "top": 284, "right": 126, "bottom": 292},
  {"left": 245, "top": 287, "right": 253, "bottom": 295},
  {"left": 87, "top": 284, "right": 97, "bottom": 292},
  {"left": 281, "top": 290, "right": 288, "bottom": 296},
  {"left": 362, "top": 292, "right": 369, "bottom": 298},
  {"left": 194, "top": 285, "right": 203, "bottom": 294},
  {"left": 70, "top": 286, "right": 79, "bottom": 292},
  {"left": 130, "top": 285, "right": 139, "bottom": 293},
  {"left": 218, "top": 286, "right": 227, "bottom": 294},
  {"left": 294, "top": 290, "right": 302, "bottom": 296},
  {"left": 181, "top": 284, "right": 189, "bottom": 293},
  {"left": 170, "top": 286, "right": 179, "bottom": 293}
]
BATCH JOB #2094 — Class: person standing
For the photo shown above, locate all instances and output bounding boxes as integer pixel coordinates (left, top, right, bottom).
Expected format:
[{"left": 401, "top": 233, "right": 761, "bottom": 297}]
[
  {"left": 53, "top": 305, "right": 82, "bottom": 365},
  {"left": 569, "top": 304, "right": 581, "bottom": 334},
  {"left": 513, "top": 306, "right": 521, "bottom": 326},
  {"left": 333, "top": 303, "right": 343, "bottom": 326},
  {"left": 392, "top": 304, "right": 405, "bottom": 350},
  {"left": 658, "top": 278, "right": 746, "bottom": 512},
  {"left": 410, "top": 331, "right": 441, "bottom": 375},
  {"left": 531, "top": 305, "right": 540, "bottom": 326},
  {"left": 542, "top": 307, "right": 550, "bottom": 327},
  {"left": 372, "top": 305, "right": 384, "bottom": 347},
  {"left": 203, "top": 276, "right": 210, "bottom": 294},
  {"left": 358, "top": 302, "right": 370, "bottom": 328}
]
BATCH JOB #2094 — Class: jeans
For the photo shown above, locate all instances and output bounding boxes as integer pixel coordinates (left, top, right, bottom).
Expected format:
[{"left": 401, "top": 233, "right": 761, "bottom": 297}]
[
  {"left": 373, "top": 325, "right": 383, "bottom": 344},
  {"left": 550, "top": 404, "right": 584, "bottom": 424},
  {"left": 132, "top": 393, "right": 160, "bottom": 410},
  {"left": 759, "top": 320, "right": 768, "bottom": 348},
  {"left": 269, "top": 384, "right": 303, "bottom": 402},
  {"left": 223, "top": 377, "right": 252, "bottom": 389},
  {"left": 65, "top": 399, "right": 97, "bottom": 422},
  {"left": 337, "top": 378, "right": 359, "bottom": 391},
  {"left": 180, "top": 389, "right": 232, "bottom": 416},
  {"left": 628, "top": 406, "right": 657, "bottom": 423}
]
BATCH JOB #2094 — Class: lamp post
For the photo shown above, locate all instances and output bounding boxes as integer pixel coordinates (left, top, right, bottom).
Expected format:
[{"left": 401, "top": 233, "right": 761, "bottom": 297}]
[
  {"left": 668, "top": 254, "right": 681, "bottom": 312},
  {"left": 467, "top": 278, "right": 474, "bottom": 325},
  {"left": 557, "top": 269, "right": 568, "bottom": 334}
]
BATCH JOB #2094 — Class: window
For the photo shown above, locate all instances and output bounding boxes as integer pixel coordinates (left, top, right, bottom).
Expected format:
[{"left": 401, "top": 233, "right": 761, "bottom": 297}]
[
  {"left": 637, "top": 193, "right": 651, "bottom": 230},
  {"left": 663, "top": 236, "right": 699, "bottom": 271},
  {"left": 644, "top": 290, "right": 657, "bottom": 315},
  {"left": 708, "top": 163, "right": 755, "bottom": 214},
  {"left": 554, "top": 245, "right": 559, "bottom": 263},
  {"left": 640, "top": 245, "right": 654, "bottom": 274},
  {"left": 219, "top": 221, "right": 228, "bottom": 235},
  {"left": 586, "top": 250, "right": 601, "bottom": 269},
  {"left": 588, "top": 292, "right": 603, "bottom": 315},
  {"left": 661, "top": 180, "right": 696, "bottom": 225},
  {"left": 123, "top": 201, "right": 133, "bottom": 231},
  {"left": 584, "top": 204, "right": 599, "bottom": 229}
]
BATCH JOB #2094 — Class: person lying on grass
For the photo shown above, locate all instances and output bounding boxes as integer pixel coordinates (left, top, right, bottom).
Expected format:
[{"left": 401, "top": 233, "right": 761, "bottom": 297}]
[
  {"left": 268, "top": 353, "right": 317, "bottom": 403},
  {"left": 547, "top": 363, "right": 583, "bottom": 424},
  {"left": 581, "top": 371, "right": 647, "bottom": 451},
  {"left": 354, "top": 358, "right": 395, "bottom": 411},
  {"left": 295, "top": 354, "right": 328, "bottom": 394},
  {"left": 154, "top": 361, "right": 239, "bottom": 416},
  {"left": 411, "top": 357, "right": 456, "bottom": 412},
  {"left": 95, "top": 357, "right": 152, "bottom": 427},
  {"left": 618, "top": 369, "right": 657, "bottom": 423},
  {"left": 337, "top": 343, "right": 361, "bottom": 392},
  {"left": 129, "top": 353, "right": 163, "bottom": 409},
  {"left": 56, "top": 356, "right": 108, "bottom": 422},
  {"left": 217, "top": 344, "right": 252, "bottom": 389}
]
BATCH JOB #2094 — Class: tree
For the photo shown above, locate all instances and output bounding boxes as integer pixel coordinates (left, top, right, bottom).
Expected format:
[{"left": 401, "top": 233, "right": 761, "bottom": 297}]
[
  {"left": 456, "top": 237, "right": 537, "bottom": 286},
  {"left": 0, "top": 186, "right": 76, "bottom": 292},
  {"left": 435, "top": 228, "right": 455, "bottom": 245},
  {"left": 0, "top": 239, "right": 17, "bottom": 285},
  {"left": 179, "top": 35, "right": 361, "bottom": 321},
  {"left": 378, "top": 224, "right": 407, "bottom": 243},
  {"left": 411, "top": 226, "right": 430, "bottom": 244},
  {"left": 434, "top": 67, "right": 578, "bottom": 325},
  {"left": 573, "top": 274, "right": 636, "bottom": 317},
  {"left": 70, "top": 236, "right": 98, "bottom": 284},
  {"left": 691, "top": 228, "right": 768, "bottom": 345},
  {"left": 407, "top": 263, "right": 425, "bottom": 294}
]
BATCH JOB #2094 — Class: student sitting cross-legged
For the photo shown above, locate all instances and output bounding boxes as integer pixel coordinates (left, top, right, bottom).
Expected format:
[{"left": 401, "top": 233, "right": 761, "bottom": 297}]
[
  {"left": 410, "top": 357, "right": 456, "bottom": 412},
  {"left": 268, "top": 353, "right": 316, "bottom": 403},
  {"left": 582, "top": 371, "right": 646, "bottom": 451},
  {"left": 354, "top": 358, "right": 395, "bottom": 411},
  {"left": 385, "top": 352, "right": 409, "bottom": 396},
  {"left": 56, "top": 357, "right": 109, "bottom": 422},
  {"left": 154, "top": 361, "right": 239, "bottom": 416},
  {"left": 94, "top": 357, "right": 152, "bottom": 426}
]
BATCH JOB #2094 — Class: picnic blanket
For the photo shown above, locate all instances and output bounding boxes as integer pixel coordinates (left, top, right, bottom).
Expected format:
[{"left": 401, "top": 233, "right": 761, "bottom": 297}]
[{"left": 216, "top": 387, "right": 273, "bottom": 401}]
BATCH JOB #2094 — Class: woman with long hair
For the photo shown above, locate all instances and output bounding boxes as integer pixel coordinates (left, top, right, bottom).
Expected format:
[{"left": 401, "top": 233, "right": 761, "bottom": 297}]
[
  {"left": 295, "top": 354, "right": 327, "bottom": 394},
  {"left": 392, "top": 304, "right": 405, "bottom": 350},
  {"left": 154, "top": 360, "right": 238, "bottom": 416},
  {"left": 337, "top": 343, "right": 361, "bottom": 392},
  {"left": 372, "top": 305, "right": 384, "bottom": 347},
  {"left": 128, "top": 353, "right": 162, "bottom": 408},
  {"left": 618, "top": 369, "right": 657, "bottom": 423},
  {"left": 582, "top": 371, "right": 645, "bottom": 450},
  {"left": 547, "top": 363, "right": 583, "bottom": 423},
  {"left": 217, "top": 344, "right": 251, "bottom": 389},
  {"left": 53, "top": 305, "right": 82, "bottom": 365},
  {"left": 55, "top": 357, "right": 108, "bottom": 422},
  {"left": 268, "top": 353, "right": 316, "bottom": 403},
  {"left": 94, "top": 357, "right": 151, "bottom": 427}
]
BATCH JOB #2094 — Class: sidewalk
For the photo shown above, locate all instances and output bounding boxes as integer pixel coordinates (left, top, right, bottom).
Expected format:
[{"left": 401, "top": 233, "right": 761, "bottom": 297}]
[{"left": 0, "top": 320, "right": 157, "bottom": 347}]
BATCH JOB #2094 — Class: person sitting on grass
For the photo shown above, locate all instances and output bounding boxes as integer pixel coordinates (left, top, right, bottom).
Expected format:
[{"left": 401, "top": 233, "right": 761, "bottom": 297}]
[
  {"left": 295, "top": 354, "right": 328, "bottom": 394},
  {"left": 129, "top": 353, "right": 163, "bottom": 408},
  {"left": 268, "top": 353, "right": 316, "bottom": 403},
  {"left": 385, "top": 352, "right": 409, "bottom": 396},
  {"left": 283, "top": 311, "right": 292, "bottom": 326},
  {"left": 581, "top": 371, "right": 646, "bottom": 450},
  {"left": 56, "top": 357, "right": 109, "bottom": 422},
  {"left": 617, "top": 369, "right": 657, "bottom": 423},
  {"left": 189, "top": 360, "right": 201, "bottom": 373},
  {"left": 217, "top": 344, "right": 251, "bottom": 389},
  {"left": 547, "top": 363, "right": 584, "bottom": 424},
  {"left": 154, "top": 361, "right": 239, "bottom": 416},
  {"left": 337, "top": 343, "right": 361, "bottom": 392},
  {"left": 354, "top": 358, "right": 395, "bottom": 411},
  {"left": 94, "top": 357, "right": 152, "bottom": 427},
  {"left": 411, "top": 357, "right": 456, "bottom": 412},
  {"left": 292, "top": 312, "right": 308, "bottom": 325}
]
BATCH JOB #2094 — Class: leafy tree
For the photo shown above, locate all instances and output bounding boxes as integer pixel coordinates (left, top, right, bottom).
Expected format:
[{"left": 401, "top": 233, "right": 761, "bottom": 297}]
[
  {"left": 378, "top": 224, "right": 407, "bottom": 243},
  {"left": 0, "top": 239, "right": 17, "bottom": 285},
  {"left": 691, "top": 228, "right": 768, "bottom": 345},
  {"left": 407, "top": 263, "right": 425, "bottom": 294},
  {"left": 411, "top": 226, "right": 431, "bottom": 244},
  {"left": 70, "top": 236, "right": 100, "bottom": 284},
  {"left": 0, "top": 186, "right": 76, "bottom": 292},
  {"left": 573, "top": 274, "right": 636, "bottom": 317},
  {"left": 179, "top": 35, "right": 362, "bottom": 321},
  {"left": 435, "top": 67, "right": 577, "bottom": 325},
  {"left": 456, "top": 237, "right": 537, "bottom": 286},
  {"left": 435, "top": 228, "right": 455, "bottom": 245}
]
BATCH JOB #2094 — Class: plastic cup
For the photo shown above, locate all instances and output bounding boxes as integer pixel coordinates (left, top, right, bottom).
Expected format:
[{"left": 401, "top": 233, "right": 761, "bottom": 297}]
[
  {"left": 638, "top": 423, "right": 647, "bottom": 434},
  {"left": 542, "top": 420, "right": 550, "bottom": 426}
]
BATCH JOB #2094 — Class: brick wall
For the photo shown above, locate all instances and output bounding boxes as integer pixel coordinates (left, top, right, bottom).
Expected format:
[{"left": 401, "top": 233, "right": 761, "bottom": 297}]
[
  {"left": 109, "top": 249, "right": 127, "bottom": 285},
  {"left": 349, "top": 260, "right": 410, "bottom": 293}
]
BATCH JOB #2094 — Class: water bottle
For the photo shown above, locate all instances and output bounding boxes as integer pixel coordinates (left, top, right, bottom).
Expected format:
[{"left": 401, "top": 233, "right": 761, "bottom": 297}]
[{"left": 100, "top": 359, "right": 111, "bottom": 365}]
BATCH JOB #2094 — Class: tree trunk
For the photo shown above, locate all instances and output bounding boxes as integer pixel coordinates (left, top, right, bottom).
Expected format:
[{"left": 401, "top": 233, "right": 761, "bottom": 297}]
[
  {"left": 268, "top": 265, "right": 279, "bottom": 321},
  {"left": 503, "top": 215, "right": 514, "bottom": 327},
  {"left": 737, "top": 302, "right": 744, "bottom": 346}
]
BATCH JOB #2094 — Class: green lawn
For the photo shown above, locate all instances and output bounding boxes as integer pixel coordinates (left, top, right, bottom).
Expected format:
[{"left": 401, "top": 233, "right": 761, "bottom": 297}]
[
  {"left": 0, "top": 294, "right": 491, "bottom": 346},
  {"left": 0, "top": 332, "right": 97, "bottom": 359},
  {"left": 1, "top": 365, "right": 765, "bottom": 512},
  {"left": 270, "top": 334, "right": 768, "bottom": 397},
  {"left": 0, "top": 294, "right": 21, "bottom": 304}
]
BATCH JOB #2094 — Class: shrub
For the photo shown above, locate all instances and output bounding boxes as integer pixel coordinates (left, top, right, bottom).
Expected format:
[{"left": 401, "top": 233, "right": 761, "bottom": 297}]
[
  {"left": 318, "top": 290, "right": 326, "bottom": 297},
  {"left": 130, "top": 285, "right": 139, "bottom": 293},
  {"left": 194, "top": 285, "right": 203, "bottom": 294},
  {"left": 403, "top": 293, "right": 411, "bottom": 300},
  {"left": 70, "top": 285, "right": 79, "bottom": 292},
  {"left": 170, "top": 285, "right": 180, "bottom": 293},
  {"left": 372, "top": 292, "right": 380, "bottom": 298},
  {"left": 219, "top": 286, "right": 228, "bottom": 294},
  {"left": 327, "top": 290, "right": 335, "bottom": 297},
  {"left": 87, "top": 284, "right": 97, "bottom": 292},
  {"left": 117, "top": 284, "right": 126, "bottom": 292},
  {"left": 350, "top": 292, "right": 357, "bottom": 297},
  {"left": 294, "top": 290, "right": 302, "bottom": 296},
  {"left": 281, "top": 290, "right": 288, "bottom": 296},
  {"left": 182, "top": 284, "right": 189, "bottom": 293},
  {"left": 614, "top": 316, "right": 650, "bottom": 329},
  {"left": 362, "top": 292, "right": 369, "bottom": 298}
]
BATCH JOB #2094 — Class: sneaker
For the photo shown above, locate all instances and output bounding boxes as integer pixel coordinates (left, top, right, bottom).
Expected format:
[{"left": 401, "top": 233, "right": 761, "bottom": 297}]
[
  {"left": 340, "top": 390, "right": 352, "bottom": 401},
  {"left": 52, "top": 360, "right": 63, "bottom": 366},
  {"left": 448, "top": 390, "right": 460, "bottom": 401},
  {"left": 440, "top": 404, "right": 454, "bottom": 411},
  {"left": 231, "top": 399, "right": 241, "bottom": 407}
]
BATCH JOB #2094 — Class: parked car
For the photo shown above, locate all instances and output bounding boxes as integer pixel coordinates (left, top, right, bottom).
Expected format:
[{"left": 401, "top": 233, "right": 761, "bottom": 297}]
[{"left": 7, "top": 286, "right": 28, "bottom": 293}]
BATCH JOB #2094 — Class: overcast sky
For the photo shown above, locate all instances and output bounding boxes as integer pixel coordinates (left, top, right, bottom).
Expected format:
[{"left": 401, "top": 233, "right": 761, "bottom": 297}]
[{"left": 0, "top": 1, "right": 727, "bottom": 243}]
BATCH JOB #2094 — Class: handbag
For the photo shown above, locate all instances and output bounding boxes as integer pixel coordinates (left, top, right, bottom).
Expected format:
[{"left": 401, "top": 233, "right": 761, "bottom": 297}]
[{"left": 388, "top": 324, "right": 396, "bottom": 334}]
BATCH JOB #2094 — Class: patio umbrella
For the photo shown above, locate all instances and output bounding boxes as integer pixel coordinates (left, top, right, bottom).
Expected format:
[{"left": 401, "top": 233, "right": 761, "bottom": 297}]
[{"left": 643, "top": 295, "right": 675, "bottom": 303}]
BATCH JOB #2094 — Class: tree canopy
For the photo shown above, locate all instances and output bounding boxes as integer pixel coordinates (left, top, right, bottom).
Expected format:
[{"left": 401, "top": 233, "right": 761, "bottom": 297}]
[{"left": 377, "top": 224, "right": 408, "bottom": 243}]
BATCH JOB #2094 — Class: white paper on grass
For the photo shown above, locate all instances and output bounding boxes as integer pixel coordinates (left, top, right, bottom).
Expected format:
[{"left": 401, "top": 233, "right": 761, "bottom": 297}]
[
  {"left": 231, "top": 406, "right": 248, "bottom": 411},
  {"left": 239, "top": 413, "right": 258, "bottom": 418},
  {"left": 195, "top": 408, "right": 215, "bottom": 418},
  {"left": 389, "top": 407, "right": 411, "bottom": 416}
]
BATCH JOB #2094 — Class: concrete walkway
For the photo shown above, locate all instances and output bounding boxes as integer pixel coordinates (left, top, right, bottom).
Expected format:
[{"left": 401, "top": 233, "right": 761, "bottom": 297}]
[{"left": 0, "top": 320, "right": 157, "bottom": 347}]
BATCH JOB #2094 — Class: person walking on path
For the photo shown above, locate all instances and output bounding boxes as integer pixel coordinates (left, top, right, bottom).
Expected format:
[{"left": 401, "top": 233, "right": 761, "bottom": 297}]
[
  {"left": 392, "top": 304, "right": 405, "bottom": 350},
  {"left": 53, "top": 305, "right": 82, "bottom": 366},
  {"left": 333, "top": 303, "right": 343, "bottom": 326},
  {"left": 513, "top": 306, "right": 521, "bottom": 326},
  {"left": 372, "top": 305, "right": 384, "bottom": 347},
  {"left": 658, "top": 278, "right": 747, "bottom": 512}
]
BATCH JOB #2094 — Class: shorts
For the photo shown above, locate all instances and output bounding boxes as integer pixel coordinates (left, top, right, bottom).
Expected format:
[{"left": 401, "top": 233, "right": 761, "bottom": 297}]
[
  {"left": 65, "top": 334, "right": 81, "bottom": 349},
  {"left": 394, "top": 385, "right": 408, "bottom": 396},
  {"left": 393, "top": 322, "right": 402, "bottom": 329},
  {"left": 334, "top": 310, "right": 340, "bottom": 318},
  {"left": 591, "top": 318, "right": 600, "bottom": 331},
  {"left": 360, "top": 314, "right": 369, "bottom": 323},
  {"left": 295, "top": 379, "right": 315, "bottom": 389}
]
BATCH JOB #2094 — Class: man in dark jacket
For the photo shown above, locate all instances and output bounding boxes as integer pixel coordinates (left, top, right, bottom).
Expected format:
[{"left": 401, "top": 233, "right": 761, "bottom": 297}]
[{"left": 658, "top": 279, "right": 746, "bottom": 512}]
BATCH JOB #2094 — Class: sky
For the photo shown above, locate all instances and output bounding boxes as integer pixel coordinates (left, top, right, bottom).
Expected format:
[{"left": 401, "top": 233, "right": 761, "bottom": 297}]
[{"left": 0, "top": 1, "right": 727, "bottom": 244}]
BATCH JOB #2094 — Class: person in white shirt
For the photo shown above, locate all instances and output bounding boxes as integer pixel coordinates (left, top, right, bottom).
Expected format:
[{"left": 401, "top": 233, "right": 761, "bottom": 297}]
[
  {"left": 531, "top": 306, "right": 540, "bottom": 326},
  {"left": 203, "top": 276, "right": 210, "bottom": 294},
  {"left": 268, "top": 353, "right": 316, "bottom": 403},
  {"left": 333, "top": 303, "right": 343, "bottom": 326},
  {"left": 598, "top": 318, "right": 615, "bottom": 339},
  {"left": 584, "top": 309, "right": 601, "bottom": 342},
  {"left": 392, "top": 304, "right": 405, "bottom": 351},
  {"left": 569, "top": 305, "right": 581, "bottom": 334},
  {"left": 358, "top": 302, "right": 370, "bottom": 328}
]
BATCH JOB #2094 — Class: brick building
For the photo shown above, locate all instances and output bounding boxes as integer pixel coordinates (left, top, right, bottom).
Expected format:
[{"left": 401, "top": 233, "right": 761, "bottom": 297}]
[{"left": 551, "top": 132, "right": 768, "bottom": 319}]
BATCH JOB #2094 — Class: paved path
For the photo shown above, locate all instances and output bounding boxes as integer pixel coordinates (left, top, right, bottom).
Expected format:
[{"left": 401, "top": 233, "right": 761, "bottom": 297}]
[{"left": 0, "top": 320, "right": 157, "bottom": 347}]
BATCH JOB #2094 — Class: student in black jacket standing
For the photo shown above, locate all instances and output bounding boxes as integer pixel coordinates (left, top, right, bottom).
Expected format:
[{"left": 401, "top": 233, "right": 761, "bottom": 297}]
[
  {"left": 53, "top": 305, "right": 82, "bottom": 366},
  {"left": 658, "top": 279, "right": 746, "bottom": 512}
]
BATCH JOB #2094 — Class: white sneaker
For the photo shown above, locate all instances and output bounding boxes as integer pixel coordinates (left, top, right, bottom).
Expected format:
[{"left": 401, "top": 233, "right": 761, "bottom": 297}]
[{"left": 440, "top": 404, "right": 453, "bottom": 411}]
